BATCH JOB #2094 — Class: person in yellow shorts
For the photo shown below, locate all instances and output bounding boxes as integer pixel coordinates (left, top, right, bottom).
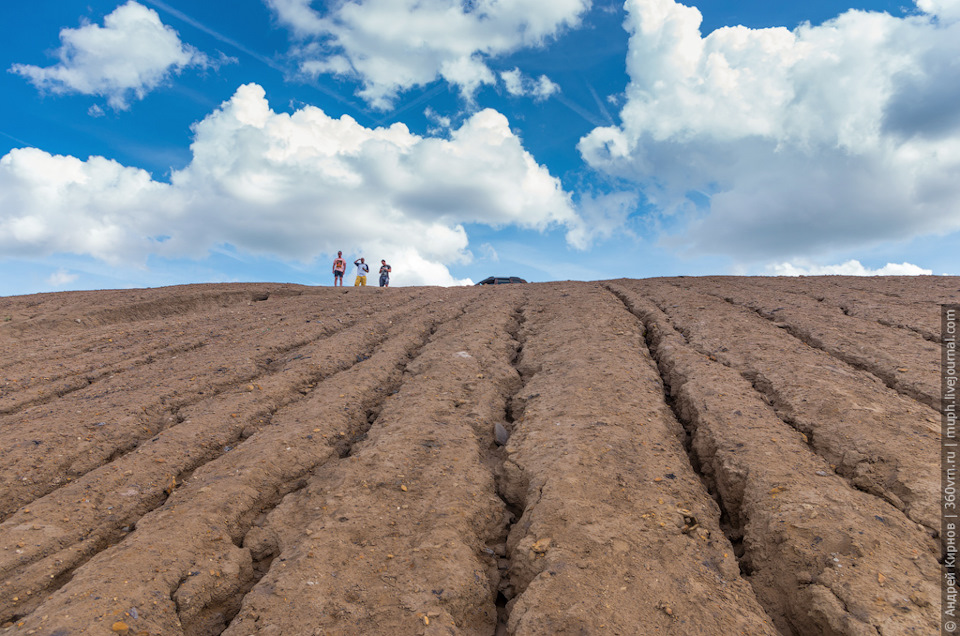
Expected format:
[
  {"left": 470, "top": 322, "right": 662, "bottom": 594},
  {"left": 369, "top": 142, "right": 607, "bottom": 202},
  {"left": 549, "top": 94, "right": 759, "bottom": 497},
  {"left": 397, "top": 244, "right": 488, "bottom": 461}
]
[{"left": 353, "top": 257, "right": 369, "bottom": 286}]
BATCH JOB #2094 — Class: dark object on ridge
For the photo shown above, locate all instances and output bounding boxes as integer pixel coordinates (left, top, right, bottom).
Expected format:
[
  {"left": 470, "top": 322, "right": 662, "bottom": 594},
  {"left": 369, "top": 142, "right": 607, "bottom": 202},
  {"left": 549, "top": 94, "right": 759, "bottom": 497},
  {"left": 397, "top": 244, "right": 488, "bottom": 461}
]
[{"left": 476, "top": 276, "right": 527, "bottom": 285}]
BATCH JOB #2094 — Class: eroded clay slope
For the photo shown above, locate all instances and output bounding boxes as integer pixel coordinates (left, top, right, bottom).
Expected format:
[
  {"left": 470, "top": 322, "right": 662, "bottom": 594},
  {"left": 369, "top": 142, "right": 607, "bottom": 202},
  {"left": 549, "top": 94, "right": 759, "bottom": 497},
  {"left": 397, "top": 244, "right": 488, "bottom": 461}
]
[{"left": 0, "top": 277, "right": 949, "bottom": 635}]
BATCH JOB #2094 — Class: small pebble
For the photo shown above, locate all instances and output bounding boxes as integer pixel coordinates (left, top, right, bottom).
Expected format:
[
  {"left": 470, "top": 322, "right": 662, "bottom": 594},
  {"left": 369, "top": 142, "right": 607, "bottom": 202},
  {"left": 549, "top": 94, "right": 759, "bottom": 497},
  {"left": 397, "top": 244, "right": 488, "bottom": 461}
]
[{"left": 494, "top": 423, "right": 509, "bottom": 446}]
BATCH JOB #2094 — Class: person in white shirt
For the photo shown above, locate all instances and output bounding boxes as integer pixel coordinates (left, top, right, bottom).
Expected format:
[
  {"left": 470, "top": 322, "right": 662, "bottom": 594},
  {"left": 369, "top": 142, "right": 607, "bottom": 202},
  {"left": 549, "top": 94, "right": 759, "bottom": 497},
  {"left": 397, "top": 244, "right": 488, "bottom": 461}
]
[{"left": 353, "top": 257, "right": 369, "bottom": 286}]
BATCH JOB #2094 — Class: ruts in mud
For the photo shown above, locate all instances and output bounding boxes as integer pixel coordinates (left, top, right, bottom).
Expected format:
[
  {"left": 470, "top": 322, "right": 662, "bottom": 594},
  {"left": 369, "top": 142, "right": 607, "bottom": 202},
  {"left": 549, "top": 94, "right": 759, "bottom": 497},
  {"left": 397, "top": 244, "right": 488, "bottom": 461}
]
[{"left": 0, "top": 277, "right": 947, "bottom": 635}]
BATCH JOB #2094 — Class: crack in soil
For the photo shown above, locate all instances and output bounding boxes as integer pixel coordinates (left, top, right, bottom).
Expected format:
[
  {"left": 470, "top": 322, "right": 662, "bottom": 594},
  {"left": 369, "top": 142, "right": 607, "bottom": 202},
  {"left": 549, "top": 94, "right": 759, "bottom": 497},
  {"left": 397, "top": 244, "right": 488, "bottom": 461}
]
[
  {"left": 335, "top": 324, "right": 442, "bottom": 460},
  {"left": 172, "top": 316, "right": 451, "bottom": 635},
  {"left": 1, "top": 314, "right": 395, "bottom": 525},
  {"left": 0, "top": 324, "right": 413, "bottom": 626},
  {"left": 631, "top": 286, "right": 937, "bottom": 541},
  {"left": 696, "top": 277, "right": 940, "bottom": 345},
  {"left": 610, "top": 286, "right": 905, "bottom": 635},
  {"left": 2, "top": 288, "right": 428, "bottom": 439},
  {"left": 605, "top": 286, "right": 759, "bottom": 583},
  {"left": 872, "top": 315, "right": 941, "bottom": 343},
  {"left": 0, "top": 375, "right": 94, "bottom": 417},
  {"left": 0, "top": 504, "right": 147, "bottom": 623},
  {"left": 736, "top": 363, "right": 924, "bottom": 521},
  {"left": 736, "top": 369, "right": 818, "bottom": 454},
  {"left": 715, "top": 294, "right": 940, "bottom": 413},
  {"left": 0, "top": 337, "right": 211, "bottom": 417},
  {"left": 488, "top": 304, "right": 531, "bottom": 635}
]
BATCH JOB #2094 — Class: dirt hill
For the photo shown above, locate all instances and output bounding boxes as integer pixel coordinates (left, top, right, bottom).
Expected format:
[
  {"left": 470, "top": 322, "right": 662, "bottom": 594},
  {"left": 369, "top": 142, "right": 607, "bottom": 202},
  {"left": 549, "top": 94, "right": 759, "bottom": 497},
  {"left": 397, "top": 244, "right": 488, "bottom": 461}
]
[{"left": 0, "top": 277, "right": 949, "bottom": 635}]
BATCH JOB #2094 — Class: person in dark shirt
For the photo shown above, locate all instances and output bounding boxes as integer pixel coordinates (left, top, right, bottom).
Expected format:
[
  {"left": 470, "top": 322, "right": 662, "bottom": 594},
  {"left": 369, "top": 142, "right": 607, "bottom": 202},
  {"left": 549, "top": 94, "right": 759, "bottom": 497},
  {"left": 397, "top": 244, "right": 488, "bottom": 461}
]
[{"left": 379, "top": 260, "right": 392, "bottom": 287}]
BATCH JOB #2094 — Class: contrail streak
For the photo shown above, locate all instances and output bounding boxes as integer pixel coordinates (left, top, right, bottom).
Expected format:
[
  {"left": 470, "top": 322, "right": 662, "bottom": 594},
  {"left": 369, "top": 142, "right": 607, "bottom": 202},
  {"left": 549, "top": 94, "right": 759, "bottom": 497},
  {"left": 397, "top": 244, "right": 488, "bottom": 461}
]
[
  {"left": 554, "top": 94, "right": 610, "bottom": 128},
  {"left": 586, "top": 81, "right": 615, "bottom": 125},
  {"left": 142, "top": 0, "right": 285, "bottom": 73},
  {"left": 141, "top": 0, "right": 370, "bottom": 118},
  {"left": 0, "top": 130, "right": 31, "bottom": 147}
]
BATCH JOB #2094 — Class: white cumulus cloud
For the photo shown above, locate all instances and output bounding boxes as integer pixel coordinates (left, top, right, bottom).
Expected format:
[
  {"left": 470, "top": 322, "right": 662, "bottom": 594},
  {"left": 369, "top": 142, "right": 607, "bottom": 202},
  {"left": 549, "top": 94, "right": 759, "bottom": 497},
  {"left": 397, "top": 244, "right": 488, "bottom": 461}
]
[
  {"left": 269, "top": 0, "right": 590, "bottom": 108},
  {"left": 0, "top": 84, "right": 579, "bottom": 286},
  {"left": 566, "top": 191, "right": 639, "bottom": 249},
  {"left": 916, "top": 0, "right": 960, "bottom": 22},
  {"left": 501, "top": 68, "right": 560, "bottom": 100},
  {"left": 10, "top": 1, "right": 212, "bottom": 110},
  {"left": 0, "top": 147, "right": 173, "bottom": 264},
  {"left": 47, "top": 268, "right": 80, "bottom": 287},
  {"left": 768, "top": 260, "right": 933, "bottom": 276},
  {"left": 579, "top": 0, "right": 960, "bottom": 263}
]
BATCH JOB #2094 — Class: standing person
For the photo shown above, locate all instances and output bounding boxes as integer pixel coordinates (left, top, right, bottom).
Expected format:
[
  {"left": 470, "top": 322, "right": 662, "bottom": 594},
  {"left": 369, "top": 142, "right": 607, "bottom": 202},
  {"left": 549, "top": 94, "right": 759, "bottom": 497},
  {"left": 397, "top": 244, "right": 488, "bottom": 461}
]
[
  {"left": 353, "top": 257, "right": 369, "bottom": 287},
  {"left": 379, "top": 259, "right": 392, "bottom": 287},
  {"left": 332, "top": 251, "right": 347, "bottom": 286}
]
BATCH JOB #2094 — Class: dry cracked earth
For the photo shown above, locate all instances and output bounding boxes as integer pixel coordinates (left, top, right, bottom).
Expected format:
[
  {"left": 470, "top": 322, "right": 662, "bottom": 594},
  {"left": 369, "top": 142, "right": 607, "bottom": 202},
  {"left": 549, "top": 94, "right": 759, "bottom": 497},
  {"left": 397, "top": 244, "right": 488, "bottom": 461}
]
[{"left": 0, "top": 276, "right": 951, "bottom": 635}]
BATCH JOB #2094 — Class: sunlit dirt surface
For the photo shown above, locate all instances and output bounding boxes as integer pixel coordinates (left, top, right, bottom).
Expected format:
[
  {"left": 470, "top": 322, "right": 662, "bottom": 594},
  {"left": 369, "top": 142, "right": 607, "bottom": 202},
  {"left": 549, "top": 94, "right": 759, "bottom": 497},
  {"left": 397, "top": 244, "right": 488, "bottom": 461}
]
[{"left": 0, "top": 276, "right": 951, "bottom": 635}]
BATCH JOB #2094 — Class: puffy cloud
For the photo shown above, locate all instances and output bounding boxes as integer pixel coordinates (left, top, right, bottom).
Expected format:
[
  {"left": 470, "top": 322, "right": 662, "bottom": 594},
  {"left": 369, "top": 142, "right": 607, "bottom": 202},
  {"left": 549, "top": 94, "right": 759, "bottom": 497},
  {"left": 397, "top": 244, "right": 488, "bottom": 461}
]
[
  {"left": 916, "top": 0, "right": 960, "bottom": 23},
  {"left": 268, "top": 0, "right": 590, "bottom": 107},
  {"left": 478, "top": 243, "right": 499, "bottom": 262},
  {"left": 501, "top": 68, "right": 560, "bottom": 100},
  {"left": 10, "top": 1, "right": 211, "bottom": 110},
  {"left": 566, "top": 191, "right": 639, "bottom": 249},
  {"left": 0, "top": 147, "right": 173, "bottom": 264},
  {"left": 266, "top": 0, "right": 326, "bottom": 36},
  {"left": 424, "top": 106, "right": 453, "bottom": 134},
  {"left": 579, "top": 0, "right": 960, "bottom": 263},
  {"left": 47, "top": 268, "right": 80, "bottom": 287},
  {"left": 768, "top": 260, "right": 933, "bottom": 276},
  {"left": 0, "top": 84, "right": 578, "bottom": 286},
  {"left": 47, "top": 267, "right": 79, "bottom": 287}
]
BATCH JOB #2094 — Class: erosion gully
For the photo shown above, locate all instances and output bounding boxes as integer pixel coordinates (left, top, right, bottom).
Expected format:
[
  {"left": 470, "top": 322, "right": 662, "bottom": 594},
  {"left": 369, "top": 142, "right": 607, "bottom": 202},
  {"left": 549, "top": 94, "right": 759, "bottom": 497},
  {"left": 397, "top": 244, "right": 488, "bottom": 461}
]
[
  {"left": 0, "top": 293, "right": 454, "bottom": 629},
  {"left": 627, "top": 279, "right": 941, "bottom": 542},
  {"left": 220, "top": 291, "right": 521, "bottom": 635},
  {"left": 684, "top": 278, "right": 942, "bottom": 412},
  {"left": 175, "top": 314, "right": 457, "bottom": 635},
  {"left": 0, "top": 279, "right": 949, "bottom": 635},
  {"left": 490, "top": 304, "right": 530, "bottom": 634},
  {"left": 1, "top": 289, "right": 432, "bottom": 528},
  {"left": 487, "top": 283, "right": 775, "bottom": 635},
  {"left": 608, "top": 282, "right": 939, "bottom": 635},
  {"left": 0, "top": 288, "right": 420, "bottom": 519}
]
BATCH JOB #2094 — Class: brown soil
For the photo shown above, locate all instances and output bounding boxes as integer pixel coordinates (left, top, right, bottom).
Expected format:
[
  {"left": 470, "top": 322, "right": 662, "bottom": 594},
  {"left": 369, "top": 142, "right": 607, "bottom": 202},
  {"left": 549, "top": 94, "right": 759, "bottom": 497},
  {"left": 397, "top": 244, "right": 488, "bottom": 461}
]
[{"left": 0, "top": 277, "right": 948, "bottom": 635}]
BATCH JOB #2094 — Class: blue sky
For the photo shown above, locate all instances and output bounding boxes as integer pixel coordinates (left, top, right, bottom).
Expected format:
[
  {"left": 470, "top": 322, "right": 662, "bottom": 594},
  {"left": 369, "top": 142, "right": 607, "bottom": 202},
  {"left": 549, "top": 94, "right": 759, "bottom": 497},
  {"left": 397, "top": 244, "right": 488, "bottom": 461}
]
[{"left": 2, "top": 0, "right": 958, "bottom": 294}]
